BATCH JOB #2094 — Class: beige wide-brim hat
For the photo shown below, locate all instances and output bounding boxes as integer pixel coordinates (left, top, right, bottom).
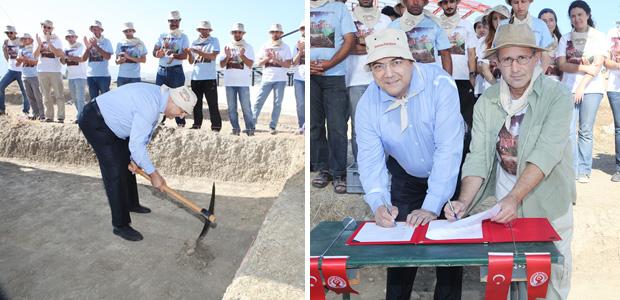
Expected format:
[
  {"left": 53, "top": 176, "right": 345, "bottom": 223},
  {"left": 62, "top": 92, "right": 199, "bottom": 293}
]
[
  {"left": 20, "top": 33, "right": 32, "bottom": 40},
  {"left": 90, "top": 20, "right": 104, "bottom": 31},
  {"left": 169, "top": 10, "right": 181, "bottom": 20},
  {"left": 269, "top": 23, "right": 283, "bottom": 33},
  {"left": 486, "top": 5, "right": 510, "bottom": 19},
  {"left": 484, "top": 23, "right": 547, "bottom": 59},
  {"left": 230, "top": 22, "right": 245, "bottom": 33},
  {"left": 4, "top": 25, "right": 16, "bottom": 33},
  {"left": 197, "top": 21, "right": 212, "bottom": 31},
  {"left": 161, "top": 85, "right": 197, "bottom": 115},
  {"left": 122, "top": 22, "right": 135, "bottom": 31},
  {"left": 65, "top": 29, "right": 77, "bottom": 37},
  {"left": 364, "top": 28, "right": 414, "bottom": 71},
  {"left": 40, "top": 20, "right": 54, "bottom": 28}
]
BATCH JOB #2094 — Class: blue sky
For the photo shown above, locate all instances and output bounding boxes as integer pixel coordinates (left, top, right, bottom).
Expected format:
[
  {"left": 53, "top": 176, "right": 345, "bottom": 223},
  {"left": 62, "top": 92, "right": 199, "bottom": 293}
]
[{"left": 0, "top": 0, "right": 304, "bottom": 78}]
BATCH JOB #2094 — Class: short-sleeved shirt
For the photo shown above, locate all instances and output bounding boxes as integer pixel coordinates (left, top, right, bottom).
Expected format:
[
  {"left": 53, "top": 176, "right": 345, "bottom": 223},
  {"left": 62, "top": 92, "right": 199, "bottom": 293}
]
[
  {"left": 115, "top": 40, "right": 148, "bottom": 79},
  {"left": 389, "top": 16, "right": 451, "bottom": 67},
  {"left": 86, "top": 37, "right": 113, "bottom": 77},
  {"left": 293, "top": 40, "right": 305, "bottom": 81},
  {"left": 64, "top": 43, "right": 87, "bottom": 80},
  {"left": 556, "top": 28, "right": 608, "bottom": 94},
  {"left": 218, "top": 42, "right": 255, "bottom": 87},
  {"left": 607, "top": 28, "right": 620, "bottom": 92},
  {"left": 258, "top": 42, "right": 292, "bottom": 82},
  {"left": 36, "top": 37, "right": 63, "bottom": 73},
  {"left": 346, "top": 13, "right": 391, "bottom": 87},
  {"left": 18, "top": 46, "right": 37, "bottom": 78},
  {"left": 438, "top": 18, "right": 478, "bottom": 80},
  {"left": 310, "top": 1, "right": 357, "bottom": 76},
  {"left": 5, "top": 39, "right": 21, "bottom": 71},
  {"left": 190, "top": 36, "right": 220, "bottom": 80},
  {"left": 154, "top": 33, "right": 190, "bottom": 67}
]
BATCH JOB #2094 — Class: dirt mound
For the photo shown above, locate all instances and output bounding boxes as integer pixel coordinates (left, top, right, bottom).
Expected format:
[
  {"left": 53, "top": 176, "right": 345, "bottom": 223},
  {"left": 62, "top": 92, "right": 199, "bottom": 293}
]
[{"left": 0, "top": 117, "right": 303, "bottom": 185}]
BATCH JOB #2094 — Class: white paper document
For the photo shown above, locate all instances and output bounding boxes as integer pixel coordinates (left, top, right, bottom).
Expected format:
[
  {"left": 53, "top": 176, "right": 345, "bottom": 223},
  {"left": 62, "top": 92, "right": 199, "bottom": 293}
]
[
  {"left": 353, "top": 222, "right": 415, "bottom": 243},
  {"left": 425, "top": 204, "right": 501, "bottom": 240}
]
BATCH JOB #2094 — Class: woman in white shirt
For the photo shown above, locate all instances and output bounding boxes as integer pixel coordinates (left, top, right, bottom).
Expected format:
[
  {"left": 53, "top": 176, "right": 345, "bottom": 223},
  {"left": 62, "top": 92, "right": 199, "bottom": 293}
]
[
  {"left": 477, "top": 5, "right": 510, "bottom": 91},
  {"left": 557, "top": 0, "right": 607, "bottom": 183},
  {"left": 604, "top": 22, "right": 620, "bottom": 182}
]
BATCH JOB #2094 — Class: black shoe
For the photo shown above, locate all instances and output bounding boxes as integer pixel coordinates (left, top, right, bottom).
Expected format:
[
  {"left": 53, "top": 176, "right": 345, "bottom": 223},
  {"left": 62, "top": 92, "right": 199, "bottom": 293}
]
[
  {"left": 190, "top": 125, "right": 201, "bottom": 129},
  {"left": 44, "top": 119, "right": 53, "bottom": 123},
  {"left": 129, "top": 205, "right": 151, "bottom": 214},
  {"left": 113, "top": 225, "right": 143, "bottom": 241},
  {"left": 56, "top": 119, "right": 64, "bottom": 123},
  {"left": 0, "top": 111, "right": 5, "bottom": 115},
  {"left": 246, "top": 130, "right": 255, "bottom": 136},
  {"left": 231, "top": 130, "right": 240, "bottom": 136}
]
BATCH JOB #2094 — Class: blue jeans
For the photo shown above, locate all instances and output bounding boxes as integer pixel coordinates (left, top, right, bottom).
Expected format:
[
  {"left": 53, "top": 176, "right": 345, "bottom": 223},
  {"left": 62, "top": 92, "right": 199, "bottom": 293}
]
[
  {"left": 87, "top": 76, "right": 111, "bottom": 100},
  {"left": 0, "top": 69, "right": 29, "bottom": 113},
  {"left": 117, "top": 77, "right": 141, "bottom": 87},
  {"left": 571, "top": 93, "right": 603, "bottom": 176},
  {"left": 294, "top": 79, "right": 305, "bottom": 129},
  {"left": 607, "top": 91, "right": 620, "bottom": 172},
  {"left": 348, "top": 85, "right": 369, "bottom": 164},
  {"left": 69, "top": 78, "right": 87, "bottom": 120},
  {"left": 310, "top": 75, "right": 349, "bottom": 177},
  {"left": 253, "top": 81, "right": 286, "bottom": 130},
  {"left": 156, "top": 65, "right": 186, "bottom": 125},
  {"left": 225, "top": 86, "right": 254, "bottom": 132}
]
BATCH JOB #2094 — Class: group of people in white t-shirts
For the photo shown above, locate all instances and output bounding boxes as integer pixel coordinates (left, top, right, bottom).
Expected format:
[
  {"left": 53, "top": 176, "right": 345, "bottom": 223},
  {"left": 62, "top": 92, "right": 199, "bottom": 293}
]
[{"left": 1, "top": 12, "right": 306, "bottom": 136}]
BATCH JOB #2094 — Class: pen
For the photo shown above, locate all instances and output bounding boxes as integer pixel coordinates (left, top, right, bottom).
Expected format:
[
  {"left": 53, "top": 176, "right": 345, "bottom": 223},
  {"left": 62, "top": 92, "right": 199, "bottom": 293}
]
[
  {"left": 447, "top": 200, "right": 460, "bottom": 221},
  {"left": 381, "top": 198, "right": 396, "bottom": 227}
]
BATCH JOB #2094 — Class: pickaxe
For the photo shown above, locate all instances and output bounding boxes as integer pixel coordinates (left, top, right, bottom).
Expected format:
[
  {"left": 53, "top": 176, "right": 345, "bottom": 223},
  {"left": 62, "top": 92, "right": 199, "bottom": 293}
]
[{"left": 129, "top": 163, "right": 217, "bottom": 241}]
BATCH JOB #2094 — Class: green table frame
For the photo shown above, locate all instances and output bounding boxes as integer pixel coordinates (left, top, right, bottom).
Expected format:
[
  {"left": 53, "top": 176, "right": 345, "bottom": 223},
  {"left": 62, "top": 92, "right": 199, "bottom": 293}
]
[{"left": 311, "top": 221, "right": 564, "bottom": 299}]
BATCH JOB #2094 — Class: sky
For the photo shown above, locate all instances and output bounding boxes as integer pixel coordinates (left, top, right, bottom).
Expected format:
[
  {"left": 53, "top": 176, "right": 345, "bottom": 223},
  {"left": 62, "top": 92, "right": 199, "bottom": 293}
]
[{"left": 0, "top": 0, "right": 304, "bottom": 79}]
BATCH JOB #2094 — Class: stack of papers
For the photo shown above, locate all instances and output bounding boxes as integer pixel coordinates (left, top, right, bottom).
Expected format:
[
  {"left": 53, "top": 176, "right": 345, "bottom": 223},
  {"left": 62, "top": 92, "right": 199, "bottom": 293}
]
[
  {"left": 426, "top": 204, "right": 501, "bottom": 240},
  {"left": 352, "top": 222, "right": 415, "bottom": 243}
]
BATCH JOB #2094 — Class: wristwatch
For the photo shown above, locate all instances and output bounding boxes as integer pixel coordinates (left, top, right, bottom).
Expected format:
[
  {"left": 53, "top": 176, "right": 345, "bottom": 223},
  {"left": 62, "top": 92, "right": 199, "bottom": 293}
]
[{"left": 469, "top": 72, "right": 476, "bottom": 77}]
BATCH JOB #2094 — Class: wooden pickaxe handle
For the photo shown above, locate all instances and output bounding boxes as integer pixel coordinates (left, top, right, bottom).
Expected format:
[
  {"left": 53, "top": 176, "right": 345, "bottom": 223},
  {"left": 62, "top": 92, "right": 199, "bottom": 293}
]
[{"left": 130, "top": 164, "right": 216, "bottom": 223}]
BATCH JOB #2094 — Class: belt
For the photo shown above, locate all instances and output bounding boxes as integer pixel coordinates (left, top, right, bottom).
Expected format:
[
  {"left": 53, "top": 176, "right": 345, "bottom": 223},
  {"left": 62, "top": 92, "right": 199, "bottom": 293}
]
[
  {"left": 159, "top": 64, "right": 183, "bottom": 70},
  {"left": 90, "top": 99, "right": 103, "bottom": 118}
]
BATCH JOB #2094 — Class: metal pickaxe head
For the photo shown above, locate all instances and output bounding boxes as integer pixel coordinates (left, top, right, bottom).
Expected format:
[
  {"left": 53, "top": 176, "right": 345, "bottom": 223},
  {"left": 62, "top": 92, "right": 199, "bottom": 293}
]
[{"left": 197, "top": 183, "right": 217, "bottom": 241}]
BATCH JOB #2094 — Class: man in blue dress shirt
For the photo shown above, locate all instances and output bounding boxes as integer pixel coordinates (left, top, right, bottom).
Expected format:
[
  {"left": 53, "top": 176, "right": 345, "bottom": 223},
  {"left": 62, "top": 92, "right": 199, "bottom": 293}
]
[
  {"left": 355, "top": 28, "right": 465, "bottom": 300},
  {"left": 78, "top": 83, "right": 197, "bottom": 241}
]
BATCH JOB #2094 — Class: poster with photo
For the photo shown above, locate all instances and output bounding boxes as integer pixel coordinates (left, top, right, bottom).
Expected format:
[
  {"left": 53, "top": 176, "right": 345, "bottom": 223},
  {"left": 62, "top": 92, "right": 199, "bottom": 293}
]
[
  {"left": 264, "top": 47, "right": 283, "bottom": 68},
  {"left": 6, "top": 44, "right": 18, "bottom": 59},
  {"left": 611, "top": 37, "right": 620, "bottom": 62},
  {"left": 119, "top": 45, "right": 143, "bottom": 64},
  {"left": 497, "top": 113, "right": 525, "bottom": 175},
  {"left": 310, "top": 11, "right": 336, "bottom": 48}
]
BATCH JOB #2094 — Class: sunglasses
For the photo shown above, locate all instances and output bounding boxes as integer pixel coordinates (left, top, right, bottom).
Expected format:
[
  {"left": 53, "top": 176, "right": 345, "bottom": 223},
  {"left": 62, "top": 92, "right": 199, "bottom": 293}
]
[
  {"left": 43, "top": 26, "right": 52, "bottom": 29},
  {"left": 123, "top": 30, "right": 135, "bottom": 33},
  {"left": 6, "top": 32, "right": 16, "bottom": 34}
]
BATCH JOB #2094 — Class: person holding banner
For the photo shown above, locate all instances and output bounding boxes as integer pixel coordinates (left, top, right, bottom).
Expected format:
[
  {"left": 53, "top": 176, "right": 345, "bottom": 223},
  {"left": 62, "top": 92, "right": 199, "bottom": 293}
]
[{"left": 446, "top": 23, "right": 575, "bottom": 299}]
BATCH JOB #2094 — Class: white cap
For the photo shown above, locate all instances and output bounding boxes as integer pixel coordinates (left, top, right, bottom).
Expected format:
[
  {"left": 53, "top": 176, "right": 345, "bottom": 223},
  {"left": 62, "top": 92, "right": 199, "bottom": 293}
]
[
  {"left": 269, "top": 23, "right": 283, "bottom": 33},
  {"left": 161, "top": 85, "right": 197, "bottom": 115},
  {"left": 365, "top": 28, "right": 414, "bottom": 70},
  {"left": 168, "top": 10, "right": 181, "bottom": 20},
  {"left": 486, "top": 5, "right": 510, "bottom": 18},
  {"left": 4, "top": 25, "right": 16, "bottom": 33},
  {"left": 20, "top": 33, "right": 32, "bottom": 39},
  {"left": 230, "top": 22, "right": 245, "bottom": 33},
  {"left": 65, "top": 29, "right": 77, "bottom": 37},
  {"left": 90, "top": 20, "right": 104, "bottom": 31},
  {"left": 196, "top": 21, "right": 212, "bottom": 30},
  {"left": 40, "top": 20, "right": 54, "bottom": 28},
  {"left": 122, "top": 22, "right": 135, "bottom": 31}
]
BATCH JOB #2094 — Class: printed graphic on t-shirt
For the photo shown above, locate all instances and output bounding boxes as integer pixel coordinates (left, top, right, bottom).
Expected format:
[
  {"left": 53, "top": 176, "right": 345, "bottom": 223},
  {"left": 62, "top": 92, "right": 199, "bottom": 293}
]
[
  {"left": 192, "top": 43, "right": 212, "bottom": 64},
  {"left": 404, "top": 27, "right": 436, "bottom": 63},
  {"left": 264, "top": 48, "right": 283, "bottom": 68},
  {"left": 19, "top": 48, "right": 36, "bottom": 67},
  {"left": 447, "top": 28, "right": 466, "bottom": 55},
  {"left": 40, "top": 42, "right": 56, "bottom": 58},
  {"left": 160, "top": 36, "right": 183, "bottom": 54},
  {"left": 88, "top": 43, "right": 105, "bottom": 62},
  {"left": 566, "top": 40, "right": 592, "bottom": 65},
  {"left": 64, "top": 49, "right": 80, "bottom": 66},
  {"left": 611, "top": 37, "right": 620, "bottom": 63},
  {"left": 496, "top": 113, "right": 525, "bottom": 175},
  {"left": 6, "top": 44, "right": 18, "bottom": 59},
  {"left": 545, "top": 61, "right": 561, "bottom": 76},
  {"left": 226, "top": 47, "right": 244, "bottom": 70},
  {"left": 119, "top": 44, "right": 143, "bottom": 64},
  {"left": 310, "top": 11, "right": 336, "bottom": 49},
  {"left": 352, "top": 21, "right": 374, "bottom": 55}
]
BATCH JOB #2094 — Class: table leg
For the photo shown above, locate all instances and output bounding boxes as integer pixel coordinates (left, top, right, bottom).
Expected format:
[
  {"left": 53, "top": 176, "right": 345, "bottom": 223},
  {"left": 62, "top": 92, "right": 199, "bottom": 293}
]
[{"left": 342, "top": 293, "right": 351, "bottom": 300}]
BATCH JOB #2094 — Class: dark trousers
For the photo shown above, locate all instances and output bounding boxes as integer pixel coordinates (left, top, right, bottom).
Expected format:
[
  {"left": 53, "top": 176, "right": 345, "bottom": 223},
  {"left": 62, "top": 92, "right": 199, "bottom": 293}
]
[
  {"left": 455, "top": 80, "right": 476, "bottom": 131},
  {"left": 191, "top": 79, "right": 221, "bottom": 130},
  {"left": 310, "top": 75, "right": 349, "bottom": 177},
  {"left": 385, "top": 156, "right": 463, "bottom": 300},
  {"left": 155, "top": 65, "right": 186, "bottom": 125},
  {"left": 87, "top": 76, "right": 111, "bottom": 100},
  {"left": 78, "top": 101, "right": 141, "bottom": 227}
]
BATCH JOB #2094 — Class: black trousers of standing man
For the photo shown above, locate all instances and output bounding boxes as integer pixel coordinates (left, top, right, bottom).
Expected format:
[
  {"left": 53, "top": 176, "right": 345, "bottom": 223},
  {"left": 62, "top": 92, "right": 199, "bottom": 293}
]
[
  {"left": 78, "top": 100, "right": 141, "bottom": 227},
  {"left": 385, "top": 156, "right": 463, "bottom": 300},
  {"left": 191, "top": 79, "right": 221, "bottom": 130}
]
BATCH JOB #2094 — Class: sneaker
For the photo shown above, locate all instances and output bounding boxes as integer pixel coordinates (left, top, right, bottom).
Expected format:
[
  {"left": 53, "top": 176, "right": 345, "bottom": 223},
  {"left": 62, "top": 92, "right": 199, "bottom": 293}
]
[
  {"left": 612, "top": 172, "right": 620, "bottom": 182},
  {"left": 577, "top": 174, "right": 590, "bottom": 184},
  {"left": 231, "top": 130, "right": 240, "bottom": 136},
  {"left": 112, "top": 225, "right": 143, "bottom": 241},
  {"left": 270, "top": 128, "right": 277, "bottom": 135}
]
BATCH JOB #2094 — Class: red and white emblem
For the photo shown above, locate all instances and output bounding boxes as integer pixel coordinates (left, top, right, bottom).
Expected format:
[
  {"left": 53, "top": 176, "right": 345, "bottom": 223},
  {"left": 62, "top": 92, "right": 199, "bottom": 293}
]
[
  {"left": 327, "top": 275, "right": 347, "bottom": 289},
  {"left": 529, "top": 271, "right": 549, "bottom": 287}
]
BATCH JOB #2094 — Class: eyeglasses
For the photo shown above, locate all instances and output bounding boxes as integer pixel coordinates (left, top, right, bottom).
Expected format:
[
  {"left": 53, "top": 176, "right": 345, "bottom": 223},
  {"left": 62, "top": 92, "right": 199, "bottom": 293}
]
[
  {"left": 370, "top": 58, "right": 407, "bottom": 73},
  {"left": 43, "top": 26, "right": 52, "bottom": 29},
  {"left": 497, "top": 53, "right": 536, "bottom": 67},
  {"left": 6, "top": 32, "right": 16, "bottom": 34}
]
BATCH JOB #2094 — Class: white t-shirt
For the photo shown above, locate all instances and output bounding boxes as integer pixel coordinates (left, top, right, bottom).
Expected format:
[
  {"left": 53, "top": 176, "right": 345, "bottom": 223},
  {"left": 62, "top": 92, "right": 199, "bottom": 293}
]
[
  {"left": 474, "top": 36, "right": 486, "bottom": 96},
  {"left": 5, "top": 39, "right": 21, "bottom": 71},
  {"left": 556, "top": 28, "right": 608, "bottom": 94},
  {"left": 345, "top": 13, "right": 391, "bottom": 87},
  {"left": 607, "top": 28, "right": 620, "bottom": 92},
  {"left": 258, "top": 42, "right": 292, "bottom": 83},
  {"left": 36, "top": 37, "right": 64, "bottom": 73},
  {"left": 438, "top": 18, "right": 478, "bottom": 81},
  {"left": 218, "top": 42, "right": 255, "bottom": 87},
  {"left": 292, "top": 39, "right": 305, "bottom": 81},
  {"left": 495, "top": 106, "right": 527, "bottom": 200},
  {"left": 64, "top": 43, "right": 87, "bottom": 80}
]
